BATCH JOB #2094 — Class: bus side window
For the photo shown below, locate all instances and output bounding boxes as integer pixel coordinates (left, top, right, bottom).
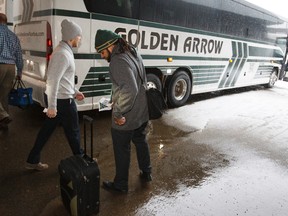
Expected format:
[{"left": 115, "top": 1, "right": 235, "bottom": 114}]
[{"left": 83, "top": 0, "right": 139, "bottom": 19}]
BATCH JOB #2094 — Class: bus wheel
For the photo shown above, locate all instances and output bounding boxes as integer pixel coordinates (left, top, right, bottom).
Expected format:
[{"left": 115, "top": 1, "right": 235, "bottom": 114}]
[
  {"left": 265, "top": 68, "right": 278, "bottom": 88},
  {"left": 147, "top": 73, "right": 162, "bottom": 92},
  {"left": 167, "top": 71, "right": 191, "bottom": 107}
]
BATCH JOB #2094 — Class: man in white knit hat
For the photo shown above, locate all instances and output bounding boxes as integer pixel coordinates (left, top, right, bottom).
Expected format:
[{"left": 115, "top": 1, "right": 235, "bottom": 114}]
[{"left": 26, "top": 19, "right": 85, "bottom": 171}]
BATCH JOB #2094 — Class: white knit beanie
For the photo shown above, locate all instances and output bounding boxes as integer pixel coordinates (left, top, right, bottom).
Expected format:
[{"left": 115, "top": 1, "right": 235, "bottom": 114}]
[{"left": 61, "top": 19, "right": 82, "bottom": 41}]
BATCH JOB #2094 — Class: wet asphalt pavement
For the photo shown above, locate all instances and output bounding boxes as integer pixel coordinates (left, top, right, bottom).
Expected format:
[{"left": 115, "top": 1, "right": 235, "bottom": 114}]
[{"left": 1, "top": 81, "right": 288, "bottom": 216}]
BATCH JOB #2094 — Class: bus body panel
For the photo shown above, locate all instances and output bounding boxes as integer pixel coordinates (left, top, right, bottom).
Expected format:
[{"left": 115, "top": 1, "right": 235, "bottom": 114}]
[{"left": 12, "top": 0, "right": 287, "bottom": 110}]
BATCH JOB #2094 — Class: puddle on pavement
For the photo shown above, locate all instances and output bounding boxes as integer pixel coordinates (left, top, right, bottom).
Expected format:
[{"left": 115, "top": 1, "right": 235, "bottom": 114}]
[
  {"left": 97, "top": 120, "right": 232, "bottom": 216},
  {"left": 146, "top": 119, "right": 195, "bottom": 144},
  {"left": 146, "top": 120, "right": 231, "bottom": 194}
]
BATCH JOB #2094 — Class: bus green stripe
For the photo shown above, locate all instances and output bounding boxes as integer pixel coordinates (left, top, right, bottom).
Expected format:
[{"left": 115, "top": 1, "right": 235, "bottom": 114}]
[
  {"left": 218, "top": 41, "right": 237, "bottom": 88},
  {"left": 80, "top": 84, "right": 112, "bottom": 92},
  {"left": 193, "top": 71, "right": 223, "bottom": 76},
  {"left": 231, "top": 43, "right": 248, "bottom": 86},
  {"left": 225, "top": 42, "right": 243, "bottom": 87},
  {"left": 249, "top": 46, "right": 278, "bottom": 57},
  {"left": 80, "top": 66, "right": 112, "bottom": 96},
  {"left": 21, "top": 50, "right": 230, "bottom": 61},
  {"left": 92, "top": 13, "right": 138, "bottom": 25},
  {"left": 33, "top": 9, "right": 90, "bottom": 19},
  {"left": 247, "top": 59, "right": 272, "bottom": 63},
  {"left": 142, "top": 55, "right": 230, "bottom": 61},
  {"left": 194, "top": 79, "right": 219, "bottom": 85},
  {"left": 191, "top": 64, "right": 224, "bottom": 85},
  {"left": 192, "top": 65, "right": 225, "bottom": 70},
  {"left": 28, "top": 50, "right": 47, "bottom": 57},
  {"left": 254, "top": 65, "right": 273, "bottom": 79},
  {"left": 83, "top": 90, "right": 112, "bottom": 97},
  {"left": 74, "top": 53, "right": 99, "bottom": 59},
  {"left": 22, "top": 50, "right": 275, "bottom": 65},
  {"left": 31, "top": 9, "right": 138, "bottom": 25}
]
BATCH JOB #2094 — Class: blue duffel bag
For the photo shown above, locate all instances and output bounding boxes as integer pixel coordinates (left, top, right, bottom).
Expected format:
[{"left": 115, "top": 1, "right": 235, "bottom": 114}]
[{"left": 8, "top": 79, "right": 33, "bottom": 108}]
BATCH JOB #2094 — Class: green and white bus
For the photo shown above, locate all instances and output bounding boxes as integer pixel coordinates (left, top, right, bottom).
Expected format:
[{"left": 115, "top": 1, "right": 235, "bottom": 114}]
[{"left": 13, "top": 0, "right": 288, "bottom": 110}]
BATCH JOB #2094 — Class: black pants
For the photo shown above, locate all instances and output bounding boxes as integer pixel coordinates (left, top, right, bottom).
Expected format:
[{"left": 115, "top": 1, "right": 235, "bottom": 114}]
[
  {"left": 111, "top": 121, "right": 151, "bottom": 190},
  {"left": 27, "top": 98, "right": 82, "bottom": 164}
]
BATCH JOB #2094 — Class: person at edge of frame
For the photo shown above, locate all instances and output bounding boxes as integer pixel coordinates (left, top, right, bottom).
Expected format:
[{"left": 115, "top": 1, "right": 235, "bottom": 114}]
[{"left": 0, "top": 13, "right": 23, "bottom": 131}]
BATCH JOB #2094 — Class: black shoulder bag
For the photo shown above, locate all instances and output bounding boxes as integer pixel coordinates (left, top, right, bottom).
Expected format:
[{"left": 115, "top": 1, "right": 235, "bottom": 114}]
[
  {"left": 128, "top": 53, "right": 167, "bottom": 120},
  {"left": 145, "top": 87, "right": 167, "bottom": 120}
]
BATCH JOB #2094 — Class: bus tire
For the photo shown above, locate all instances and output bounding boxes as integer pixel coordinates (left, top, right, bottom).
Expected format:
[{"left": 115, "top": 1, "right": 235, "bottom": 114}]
[
  {"left": 167, "top": 71, "right": 191, "bottom": 107},
  {"left": 147, "top": 73, "right": 162, "bottom": 92},
  {"left": 265, "top": 68, "right": 278, "bottom": 88}
]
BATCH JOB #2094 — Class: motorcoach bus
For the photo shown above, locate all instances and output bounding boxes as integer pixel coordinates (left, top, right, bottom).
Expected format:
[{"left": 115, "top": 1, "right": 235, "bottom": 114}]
[{"left": 13, "top": 0, "right": 288, "bottom": 110}]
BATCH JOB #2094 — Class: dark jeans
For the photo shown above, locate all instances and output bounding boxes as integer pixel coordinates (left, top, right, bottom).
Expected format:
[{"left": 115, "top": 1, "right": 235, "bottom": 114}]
[
  {"left": 27, "top": 98, "right": 82, "bottom": 164},
  {"left": 111, "top": 121, "right": 151, "bottom": 190}
]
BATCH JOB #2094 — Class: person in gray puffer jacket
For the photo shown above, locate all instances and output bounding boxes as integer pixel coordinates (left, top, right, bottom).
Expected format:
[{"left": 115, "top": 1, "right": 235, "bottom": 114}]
[{"left": 95, "top": 29, "right": 152, "bottom": 193}]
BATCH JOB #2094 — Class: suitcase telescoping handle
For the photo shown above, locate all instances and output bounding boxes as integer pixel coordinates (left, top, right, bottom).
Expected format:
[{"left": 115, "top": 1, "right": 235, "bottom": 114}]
[{"left": 83, "top": 115, "right": 94, "bottom": 159}]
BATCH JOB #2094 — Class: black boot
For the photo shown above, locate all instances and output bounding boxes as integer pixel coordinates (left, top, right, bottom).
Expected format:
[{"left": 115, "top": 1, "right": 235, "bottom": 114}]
[
  {"left": 102, "top": 181, "right": 128, "bottom": 193},
  {"left": 139, "top": 171, "right": 152, "bottom": 182}
]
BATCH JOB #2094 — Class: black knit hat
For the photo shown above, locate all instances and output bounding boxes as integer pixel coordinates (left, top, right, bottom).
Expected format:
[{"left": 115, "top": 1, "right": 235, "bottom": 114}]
[{"left": 95, "top": 29, "right": 121, "bottom": 53}]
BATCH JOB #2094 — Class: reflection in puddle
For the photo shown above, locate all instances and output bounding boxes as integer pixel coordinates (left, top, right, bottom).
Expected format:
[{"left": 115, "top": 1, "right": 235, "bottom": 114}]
[
  {"left": 99, "top": 120, "right": 232, "bottom": 216},
  {"left": 147, "top": 120, "right": 196, "bottom": 139},
  {"left": 136, "top": 153, "right": 288, "bottom": 216},
  {"left": 142, "top": 120, "right": 231, "bottom": 211}
]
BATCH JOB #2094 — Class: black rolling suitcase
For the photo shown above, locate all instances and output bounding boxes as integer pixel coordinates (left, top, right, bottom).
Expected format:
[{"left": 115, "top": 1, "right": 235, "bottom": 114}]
[{"left": 58, "top": 115, "right": 100, "bottom": 216}]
